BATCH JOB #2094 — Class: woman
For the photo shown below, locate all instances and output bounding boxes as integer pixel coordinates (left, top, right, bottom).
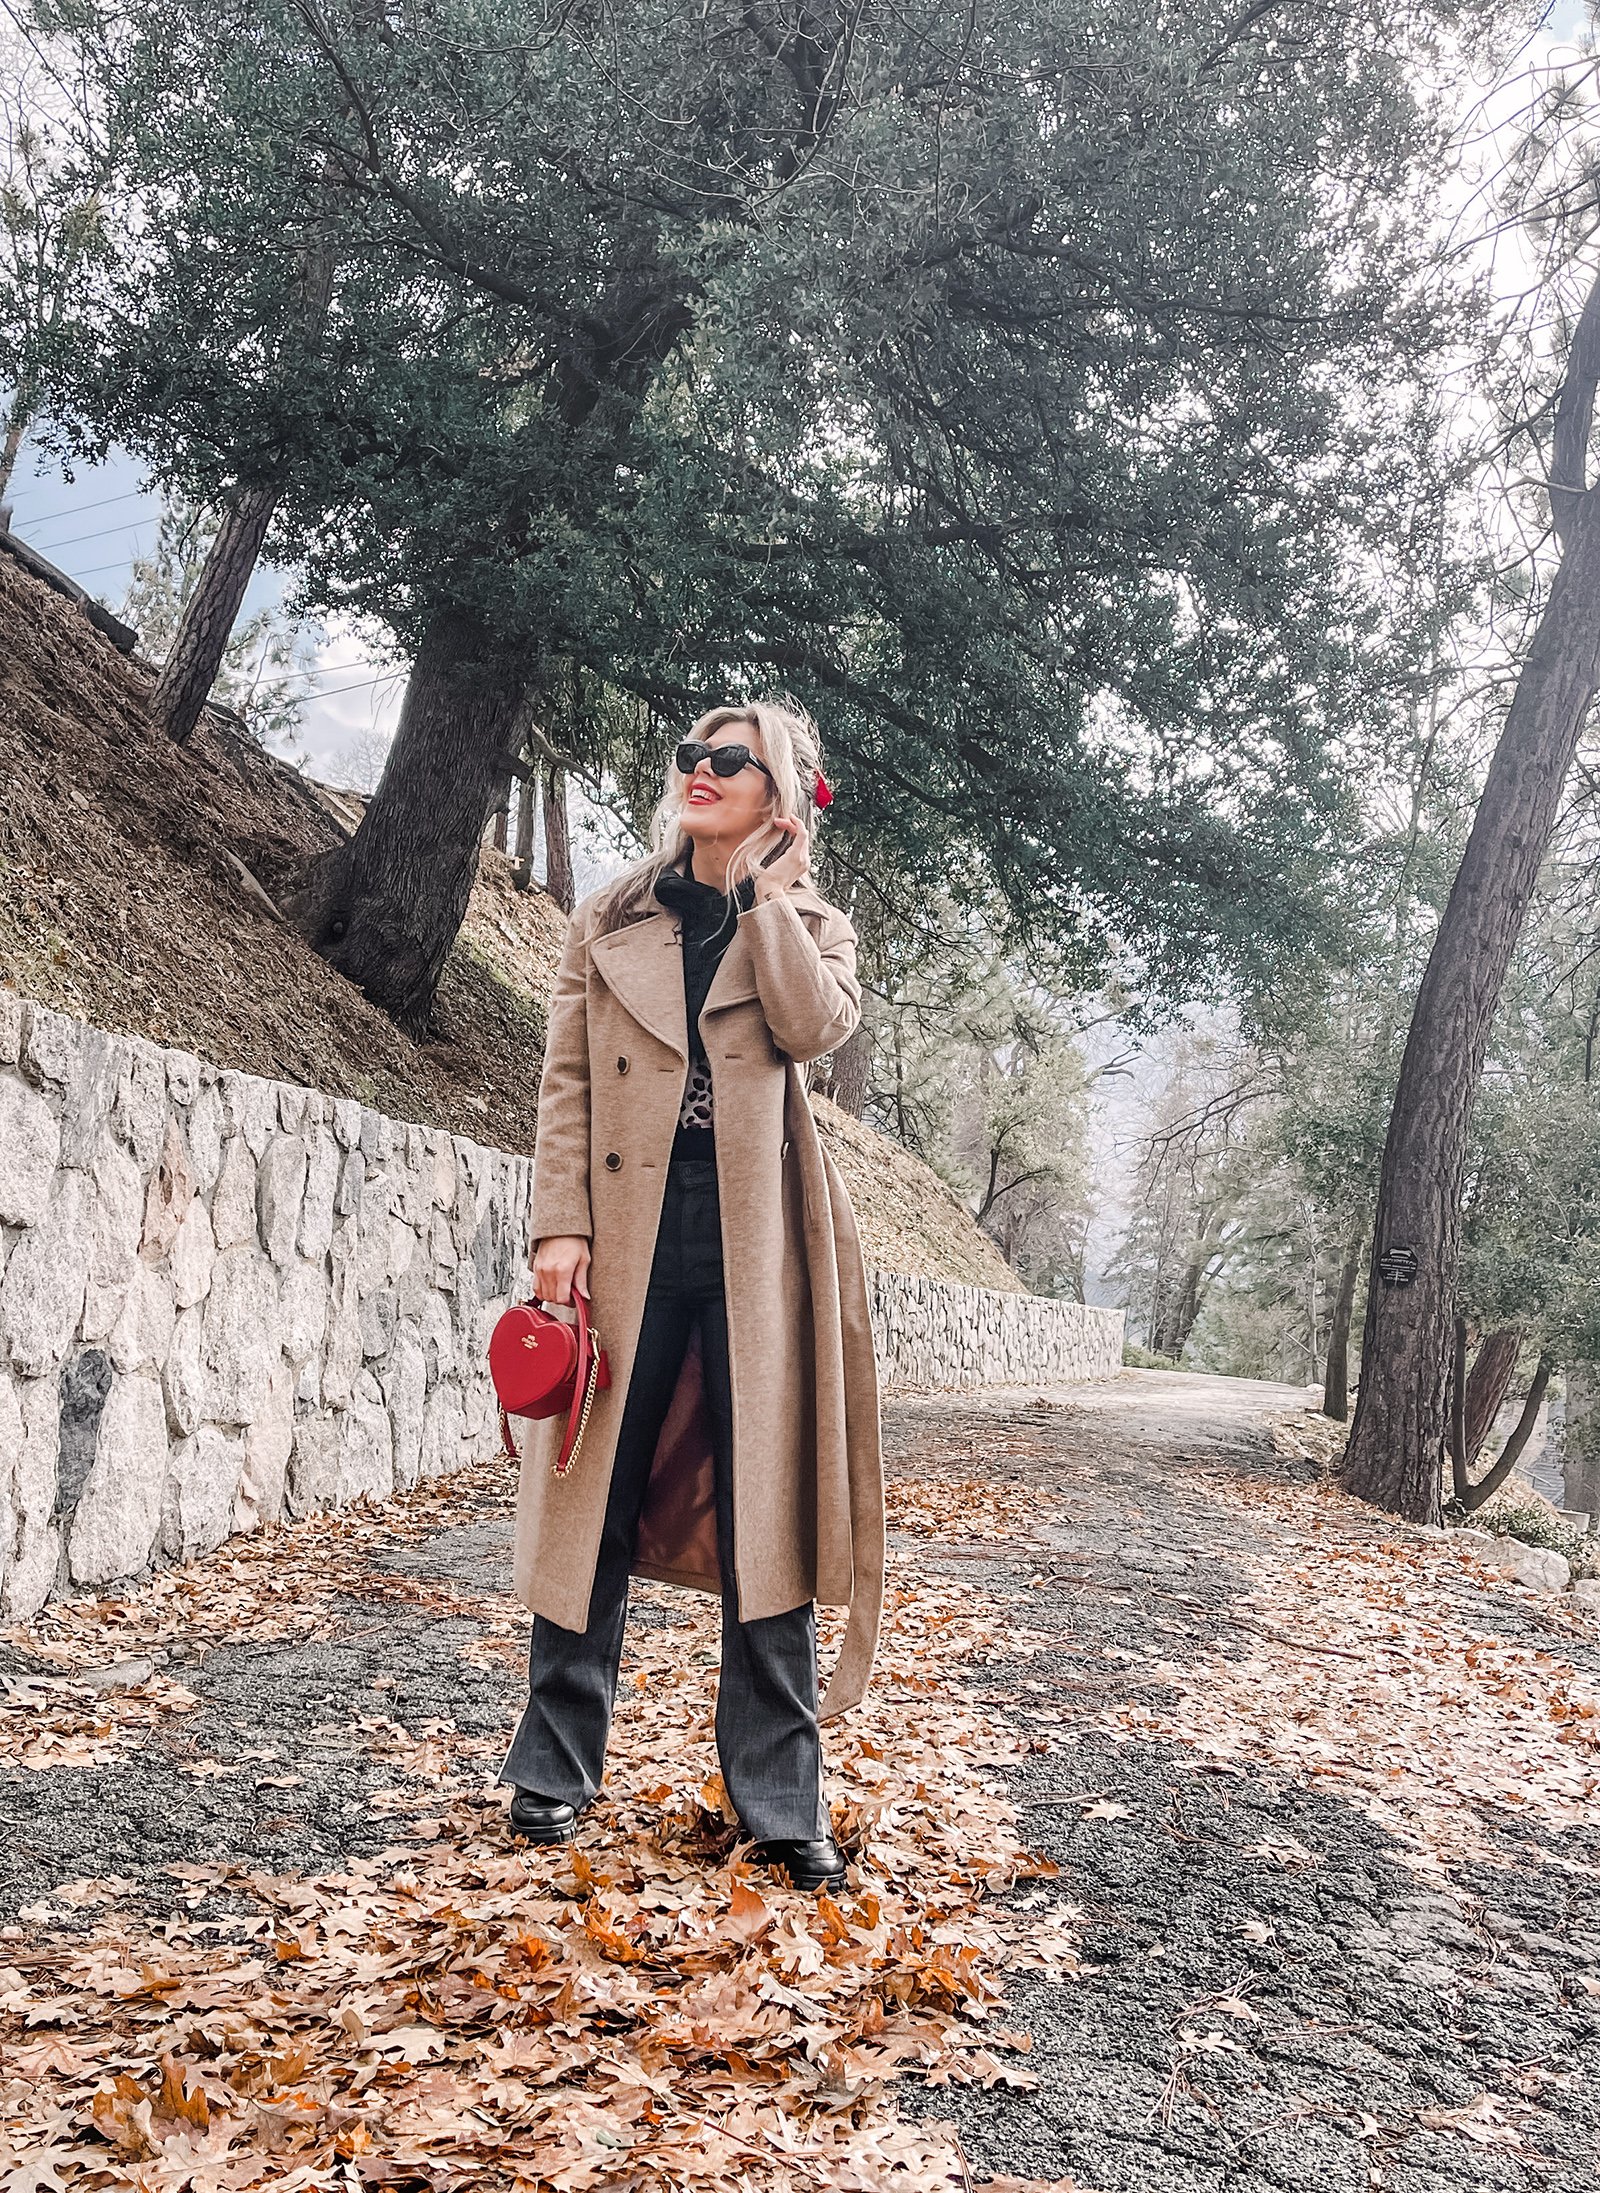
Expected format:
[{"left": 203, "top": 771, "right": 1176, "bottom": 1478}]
[{"left": 501, "top": 698, "right": 884, "bottom": 1891}]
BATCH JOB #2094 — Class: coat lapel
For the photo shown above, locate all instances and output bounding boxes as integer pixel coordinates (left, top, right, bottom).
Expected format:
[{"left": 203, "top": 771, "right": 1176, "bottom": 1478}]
[
  {"left": 703, "top": 927, "right": 759, "bottom": 1015},
  {"left": 590, "top": 913, "right": 688, "bottom": 1058},
  {"left": 703, "top": 879, "right": 827, "bottom": 1016}
]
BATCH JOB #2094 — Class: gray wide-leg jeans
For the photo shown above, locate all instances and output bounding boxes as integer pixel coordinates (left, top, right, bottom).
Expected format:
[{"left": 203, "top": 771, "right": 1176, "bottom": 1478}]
[{"left": 499, "top": 1158, "right": 827, "bottom": 1841}]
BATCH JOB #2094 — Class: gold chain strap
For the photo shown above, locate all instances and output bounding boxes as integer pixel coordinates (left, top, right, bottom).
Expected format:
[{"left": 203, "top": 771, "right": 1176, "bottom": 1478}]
[{"left": 553, "top": 1330, "right": 602, "bottom": 1480}]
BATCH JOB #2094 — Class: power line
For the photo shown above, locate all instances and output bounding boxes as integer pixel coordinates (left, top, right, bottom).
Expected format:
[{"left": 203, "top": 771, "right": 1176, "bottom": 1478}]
[
  {"left": 25, "top": 516, "right": 158, "bottom": 555},
  {"left": 7, "top": 484, "right": 154, "bottom": 522}
]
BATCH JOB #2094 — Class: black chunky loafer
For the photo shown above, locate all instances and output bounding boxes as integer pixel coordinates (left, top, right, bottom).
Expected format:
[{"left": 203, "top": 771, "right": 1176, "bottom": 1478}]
[
  {"left": 508, "top": 1789, "right": 579, "bottom": 1844},
  {"left": 748, "top": 1835, "right": 847, "bottom": 1891}
]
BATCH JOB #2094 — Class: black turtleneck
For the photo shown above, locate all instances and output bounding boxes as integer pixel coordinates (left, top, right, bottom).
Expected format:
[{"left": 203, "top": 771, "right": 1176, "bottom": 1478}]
[{"left": 653, "top": 856, "right": 755, "bottom": 1158}]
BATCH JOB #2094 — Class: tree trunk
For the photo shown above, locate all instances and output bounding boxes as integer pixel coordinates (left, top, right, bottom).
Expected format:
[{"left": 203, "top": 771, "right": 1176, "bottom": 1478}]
[
  {"left": 544, "top": 766, "right": 574, "bottom": 913},
  {"left": 281, "top": 610, "right": 527, "bottom": 1033},
  {"left": 1459, "top": 1356, "right": 1553, "bottom": 1512},
  {"left": 513, "top": 756, "right": 538, "bottom": 888},
  {"left": 1321, "top": 1227, "right": 1363, "bottom": 1420},
  {"left": 489, "top": 769, "right": 512, "bottom": 852},
  {"left": 1341, "top": 273, "right": 1600, "bottom": 1523},
  {"left": 0, "top": 383, "right": 32, "bottom": 498},
  {"left": 1450, "top": 1315, "right": 1469, "bottom": 1504},
  {"left": 1462, "top": 1327, "right": 1522, "bottom": 1468},
  {"left": 829, "top": 1014, "right": 872, "bottom": 1118},
  {"left": 152, "top": 485, "right": 280, "bottom": 743}
]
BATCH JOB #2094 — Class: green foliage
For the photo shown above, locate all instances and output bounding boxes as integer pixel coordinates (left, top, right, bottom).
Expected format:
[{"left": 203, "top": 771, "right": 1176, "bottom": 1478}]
[
  {"left": 21, "top": 0, "right": 1530, "bottom": 1003},
  {"left": 1122, "top": 1341, "right": 1183, "bottom": 1371},
  {"left": 1445, "top": 1488, "right": 1600, "bottom": 1578},
  {"left": 0, "top": 33, "right": 110, "bottom": 486}
]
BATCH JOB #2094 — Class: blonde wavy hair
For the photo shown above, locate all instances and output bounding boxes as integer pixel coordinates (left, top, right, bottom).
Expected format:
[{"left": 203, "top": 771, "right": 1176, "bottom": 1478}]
[{"left": 591, "top": 697, "right": 826, "bottom": 934}]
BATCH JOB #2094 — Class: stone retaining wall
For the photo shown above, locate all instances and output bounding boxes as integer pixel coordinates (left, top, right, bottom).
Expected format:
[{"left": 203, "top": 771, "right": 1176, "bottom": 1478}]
[
  {"left": 0, "top": 999, "right": 530, "bottom": 1621},
  {"left": 867, "top": 1268, "right": 1123, "bottom": 1394},
  {"left": 0, "top": 1000, "right": 1123, "bottom": 1620}
]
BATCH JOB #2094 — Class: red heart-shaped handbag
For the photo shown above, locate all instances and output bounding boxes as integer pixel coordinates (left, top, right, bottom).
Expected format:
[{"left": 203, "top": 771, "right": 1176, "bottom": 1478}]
[{"left": 489, "top": 1289, "right": 610, "bottom": 1478}]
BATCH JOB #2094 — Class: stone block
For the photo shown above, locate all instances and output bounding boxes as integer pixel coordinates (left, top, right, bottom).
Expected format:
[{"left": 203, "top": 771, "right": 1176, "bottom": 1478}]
[
  {"left": 286, "top": 1388, "right": 393, "bottom": 1513},
  {"left": 166, "top": 1050, "right": 202, "bottom": 1107},
  {"left": 108, "top": 1265, "right": 175, "bottom": 1374},
  {"left": 0, "top": 1075, "right": 61, "bottom": 1227},
  {"left": 357, "top": 1201, "right": 394, "bottom": 1297},
  {"left": 200, "top": 1249, "right": 279, "bottom": 1425},
  {"left": 69, "top": 1371, "right": 169, "bottom": 1585},
  {"left": 163, "top": 1306, "right": 205, "bottom": 1437},
  {"left": 1, "top": 1372, "right": 61, "bottom": 1618},
  {"left": 286, "top": 1417, "right": 338, "bottom": 1514},
  {"left": 0, "top": 1167, "right": 96, "bottom": 1377},
  {"left": 322, "top": 1239, "right": 362, "bottom": 1409},
  {"left": 0, "top": 988, "right": 20, "bottom": 1065},
  {"left": 336, "top": 1148, "right": 364, "bottom": 1219},
  {"left": 397, "top": 1246, "right": 429, "bottom": 1320},
  {"left": 472, "top": 1202, "right": 516, "bottom": 1301},
  {"left": 160, "top": 1424, "right": 246, "bottom": 1563},
  {"left": 350, "top": 1374, "right": 395, "bottom": 1497},
  {"left": 169, "top": 1198, "right": 217, "bottom": 1309},
  {"left": 0, "top": 1375, "right": 18, "bottom": 1606},
  {"left": 53, "top": 1024, "right": 121, "bottom": 1170},
  {"left": 430, "top": 1210, "right": 459, "bottom": 1288},
  {"left": 333, "top": 1098, "right": 362, "bottom": 1149},
  {"left": 1489, "top": 1536, "right": 1571, "bottom": 1595},
  {"left": 432, "top": 1139, "right": 456, "bottom": 1209},
  {"left": 360, "top": 1290, "right": 397, "bottom": 1359},
  {"left": 81, "top": 1143, "right": 144, "bottom": 1341},
  {"left": 258, "top": 1134, "right": 309, "bottom": 1267},
  {"left": 138, "top": 1117, "right": 197, "bottom": 1266},
  {"left": 20, "top": 1002, "right": 75, "bottom": 1087},
  {"left": 360, "top": 1107, "right": 392, "bottom": 1162},
  {"left": 386, "top": 1326, "right": 426, "bottom": 1492},
  {"left": 299, "top": 1130, "right": 340, "bottom": 1262},
  {"left": 278, "top": 1085, "right": 308, "bottom": 1134},
  {"left": 187, "top": 1083, "right": 225, "bottom": 1195},
  {"left": 420, "top": 1379, "right": 466, "bottom": 1479},
  {"left": 280, "top": 1259, "right": 328, "bottom": 1367},
  {"left": 113, "top": 1047, "right": 168, "bottom": 1170},
  {"left": 211, "top": 1138, "right": 259, "bottom": 1250},
  {"left": 221, "top": 1070, "right": 277, "bottom": 1158},
  {"left": 54, "top": 1348, "right": 114, "bottom": 1521},
  {"left": 419, "top": 1292, "right": 454, "bottom": 1388},
  {"left": 237, "top": 1358, "right": 294, "bottom": 1532}
]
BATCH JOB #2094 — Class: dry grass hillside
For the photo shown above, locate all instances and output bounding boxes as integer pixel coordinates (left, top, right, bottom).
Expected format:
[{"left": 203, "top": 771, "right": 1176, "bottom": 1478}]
[
  {"left": 813, "top": 1096, "right": 1022, "bottom": 1291},
  {"left": 1, "top": 541, "right": 1021, "bottom": 1291}
]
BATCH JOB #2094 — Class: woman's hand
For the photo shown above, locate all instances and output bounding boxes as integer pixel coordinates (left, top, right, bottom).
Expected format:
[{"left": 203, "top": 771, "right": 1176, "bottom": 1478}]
[
  {"left": 532, "top": 1235, "right": 591, "bottom": 1306},
  {"left": 754, "top": 814, "right": 811, "bottom": 902}
]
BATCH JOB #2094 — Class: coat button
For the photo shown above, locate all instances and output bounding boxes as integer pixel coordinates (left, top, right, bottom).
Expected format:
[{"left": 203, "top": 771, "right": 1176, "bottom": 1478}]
[
  {"left": 605, "top": 1152, "right": 623, "bottom": 1172},
  {"left": 617, "top": 1055, "right": 629, "bottom": 1075}
]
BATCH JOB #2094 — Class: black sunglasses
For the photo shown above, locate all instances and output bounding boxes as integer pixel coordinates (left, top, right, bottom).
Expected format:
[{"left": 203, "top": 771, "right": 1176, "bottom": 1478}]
[{"left": 676, "top": 739, "right": 775, "bottom": 785}]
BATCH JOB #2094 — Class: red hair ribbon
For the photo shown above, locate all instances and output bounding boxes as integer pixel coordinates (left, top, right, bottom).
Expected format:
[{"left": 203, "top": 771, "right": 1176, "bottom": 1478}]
[{"left": 814, "top": 770, "right": 833, "bottom": 809}]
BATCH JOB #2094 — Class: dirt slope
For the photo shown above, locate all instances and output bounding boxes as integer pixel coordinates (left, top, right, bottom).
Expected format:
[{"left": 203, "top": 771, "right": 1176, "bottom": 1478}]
[
  {"left": 1, "top": 547, "right": 564, "bottom": 1151},
  {"left": 813, "top": 1095, "right": 1021, "bottom": 1290},
  {"left": 1, "top": 541, "right": 1019, "bottom": 1290}
]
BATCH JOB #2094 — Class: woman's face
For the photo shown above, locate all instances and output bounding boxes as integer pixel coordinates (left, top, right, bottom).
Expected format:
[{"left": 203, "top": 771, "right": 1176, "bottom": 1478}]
[{"left": 676, "top": 722, "right": 777, "bottom": 848}]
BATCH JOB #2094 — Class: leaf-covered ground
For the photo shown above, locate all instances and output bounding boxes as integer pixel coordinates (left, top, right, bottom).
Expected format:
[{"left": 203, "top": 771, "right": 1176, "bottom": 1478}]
[{"left": 2, "top": 1369, "right": 1599, "bottom": 2190}]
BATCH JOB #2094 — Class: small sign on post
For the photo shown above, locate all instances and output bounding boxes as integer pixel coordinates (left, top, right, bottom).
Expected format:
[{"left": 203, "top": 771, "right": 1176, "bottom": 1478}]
[{"left": 1377, "top": 1245, "right": 1418, "bottom": 1286}]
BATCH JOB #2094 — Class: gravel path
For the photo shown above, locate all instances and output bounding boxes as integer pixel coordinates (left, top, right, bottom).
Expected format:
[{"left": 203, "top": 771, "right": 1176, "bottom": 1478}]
[
  {"left": 886, "top": 1374, "right": 1600, "bottom": 2192},
  {"left": 3, "top": 1368, "right": 1597, "bottom": 2190}
]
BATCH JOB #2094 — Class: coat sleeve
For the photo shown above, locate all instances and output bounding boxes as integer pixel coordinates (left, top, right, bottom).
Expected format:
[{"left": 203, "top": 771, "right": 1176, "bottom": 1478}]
[
  {"left": 529, "top": 902, "right": 595, "bottom": 1240},
  {"left": 739, "top": 892, "right": 861, "bottom": 1063}
]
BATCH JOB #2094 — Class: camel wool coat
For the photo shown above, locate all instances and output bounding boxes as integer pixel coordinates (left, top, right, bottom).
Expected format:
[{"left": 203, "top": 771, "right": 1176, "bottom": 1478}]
[{"left": 511, "top": 873, "right": 885, "bottom": 1719}]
